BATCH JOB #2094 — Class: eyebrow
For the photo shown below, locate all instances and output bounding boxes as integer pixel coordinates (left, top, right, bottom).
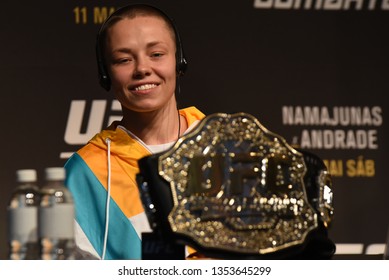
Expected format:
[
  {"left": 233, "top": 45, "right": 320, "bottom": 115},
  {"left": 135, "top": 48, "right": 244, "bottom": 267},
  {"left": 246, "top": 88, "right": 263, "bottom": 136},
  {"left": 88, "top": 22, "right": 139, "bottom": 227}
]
[{"left": 111, "top": 41, "right": 168, "bottom": 54}]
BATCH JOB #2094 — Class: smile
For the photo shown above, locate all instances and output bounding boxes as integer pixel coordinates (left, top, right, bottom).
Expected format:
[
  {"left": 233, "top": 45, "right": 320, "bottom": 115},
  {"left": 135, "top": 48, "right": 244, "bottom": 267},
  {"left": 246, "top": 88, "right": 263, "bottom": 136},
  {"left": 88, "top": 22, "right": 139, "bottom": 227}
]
[{"left": 133, "top": 84, "right": 157, "bottom": 91}]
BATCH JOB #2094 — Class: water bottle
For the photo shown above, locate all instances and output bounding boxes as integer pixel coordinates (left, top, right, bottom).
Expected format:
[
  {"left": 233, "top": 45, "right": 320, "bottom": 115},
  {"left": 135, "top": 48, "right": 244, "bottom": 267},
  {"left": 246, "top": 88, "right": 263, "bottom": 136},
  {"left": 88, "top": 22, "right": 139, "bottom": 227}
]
[
  {"left": 7, "top": 169, "right": 41, "bottom": 260},
  {"left": 39, "top": 167, "right": 75, "bottom": 260}
]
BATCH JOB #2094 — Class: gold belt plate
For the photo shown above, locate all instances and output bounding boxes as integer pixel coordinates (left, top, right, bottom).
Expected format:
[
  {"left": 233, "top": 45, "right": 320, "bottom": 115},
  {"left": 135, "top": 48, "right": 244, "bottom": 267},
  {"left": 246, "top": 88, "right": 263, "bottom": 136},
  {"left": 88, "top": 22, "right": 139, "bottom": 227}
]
[{"left": 159, "top": 112, "right": 318, "bottom": 255}]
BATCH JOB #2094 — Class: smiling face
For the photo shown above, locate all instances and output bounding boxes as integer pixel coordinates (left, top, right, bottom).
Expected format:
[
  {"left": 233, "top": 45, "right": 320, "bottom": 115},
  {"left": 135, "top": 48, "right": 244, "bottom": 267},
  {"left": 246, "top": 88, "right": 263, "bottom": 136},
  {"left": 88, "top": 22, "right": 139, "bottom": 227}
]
[{"left": 105, "top": 15, "right": 177, "bottom": 113}]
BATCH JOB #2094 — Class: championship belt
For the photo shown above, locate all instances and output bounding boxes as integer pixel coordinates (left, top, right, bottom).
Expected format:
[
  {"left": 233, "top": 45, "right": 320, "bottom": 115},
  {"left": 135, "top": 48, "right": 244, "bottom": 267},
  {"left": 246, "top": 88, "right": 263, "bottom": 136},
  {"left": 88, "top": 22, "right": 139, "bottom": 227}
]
[{"left": 136, "top": 112, "right": 335, "bottom": 259}]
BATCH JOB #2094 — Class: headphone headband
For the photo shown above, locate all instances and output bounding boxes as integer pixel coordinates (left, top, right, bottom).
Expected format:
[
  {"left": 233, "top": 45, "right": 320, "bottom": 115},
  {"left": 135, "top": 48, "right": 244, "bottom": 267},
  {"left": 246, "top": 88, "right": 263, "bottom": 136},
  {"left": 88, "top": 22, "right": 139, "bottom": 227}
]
[{"left": 96, "top": 4, "right": 187, "bottom": 91}]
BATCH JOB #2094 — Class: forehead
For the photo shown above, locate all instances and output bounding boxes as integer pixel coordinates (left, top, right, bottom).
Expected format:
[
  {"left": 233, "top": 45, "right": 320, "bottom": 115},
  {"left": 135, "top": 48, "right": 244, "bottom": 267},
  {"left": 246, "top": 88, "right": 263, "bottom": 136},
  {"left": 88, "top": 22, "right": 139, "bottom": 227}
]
[
  {"left": 106, "top": 14, "right": 176, "bottom": 43},
  {"left": 105, "top": 16, "right": 176, "bottom": 52}
]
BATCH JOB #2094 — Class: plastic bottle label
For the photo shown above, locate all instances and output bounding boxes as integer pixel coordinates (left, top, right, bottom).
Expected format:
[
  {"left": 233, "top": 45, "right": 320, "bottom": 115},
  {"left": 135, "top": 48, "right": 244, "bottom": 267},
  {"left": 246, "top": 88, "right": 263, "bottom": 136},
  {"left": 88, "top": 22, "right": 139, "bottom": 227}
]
[
  {"left": 39, "top": 204, "right": 75, "bottom": 239},
  {"left": 8, "top": 207, "right": 38, "bottom": 243}
]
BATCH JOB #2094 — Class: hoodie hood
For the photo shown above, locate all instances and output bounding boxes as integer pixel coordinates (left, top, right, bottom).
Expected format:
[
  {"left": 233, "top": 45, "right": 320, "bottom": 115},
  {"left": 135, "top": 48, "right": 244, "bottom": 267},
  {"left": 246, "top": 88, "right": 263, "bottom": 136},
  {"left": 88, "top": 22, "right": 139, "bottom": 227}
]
[
  {"left": 88, "top": 106, "right": 205, "bottom": 162},
  {"left": 89, "top": 122, "right": 151, "bottom": 164}
]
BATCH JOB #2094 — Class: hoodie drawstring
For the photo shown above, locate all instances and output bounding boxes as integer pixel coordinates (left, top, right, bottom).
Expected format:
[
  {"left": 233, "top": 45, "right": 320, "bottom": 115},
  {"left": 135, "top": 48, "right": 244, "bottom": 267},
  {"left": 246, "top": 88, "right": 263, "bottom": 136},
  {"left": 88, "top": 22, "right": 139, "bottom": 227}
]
[{"left": 101, "top": 138, "right": 112, "bottom": 260}]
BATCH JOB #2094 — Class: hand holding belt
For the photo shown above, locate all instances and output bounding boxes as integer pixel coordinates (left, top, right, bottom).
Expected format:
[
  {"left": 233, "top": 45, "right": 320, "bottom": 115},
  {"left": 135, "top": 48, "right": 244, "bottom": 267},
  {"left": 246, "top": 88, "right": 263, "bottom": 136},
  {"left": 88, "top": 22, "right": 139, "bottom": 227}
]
[{"left": 137, "top": 112, "right": 335, "bottom": 259}]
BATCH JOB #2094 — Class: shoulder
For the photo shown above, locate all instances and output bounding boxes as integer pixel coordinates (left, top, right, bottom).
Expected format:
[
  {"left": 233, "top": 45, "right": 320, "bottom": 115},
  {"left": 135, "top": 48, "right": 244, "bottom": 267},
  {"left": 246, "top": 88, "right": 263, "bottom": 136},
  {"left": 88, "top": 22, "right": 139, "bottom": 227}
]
[{"left": 180, "top": 106, "right": 206, "bottom": 126}]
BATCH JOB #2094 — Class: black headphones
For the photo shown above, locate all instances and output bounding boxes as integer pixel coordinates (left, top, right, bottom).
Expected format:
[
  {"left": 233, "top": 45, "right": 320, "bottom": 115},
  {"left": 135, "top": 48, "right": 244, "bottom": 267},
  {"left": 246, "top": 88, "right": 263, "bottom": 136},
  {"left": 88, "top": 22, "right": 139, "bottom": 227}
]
[{"left": 95, "top": 4, "right": 187, "bottom": 91}]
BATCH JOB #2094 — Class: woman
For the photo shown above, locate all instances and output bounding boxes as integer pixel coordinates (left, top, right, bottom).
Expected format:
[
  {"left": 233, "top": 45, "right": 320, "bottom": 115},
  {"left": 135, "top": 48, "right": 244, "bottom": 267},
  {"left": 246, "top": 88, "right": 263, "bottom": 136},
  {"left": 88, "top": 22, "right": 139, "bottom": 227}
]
[{"left": 65, "top": 4, "right": 205, "bottom": 260}]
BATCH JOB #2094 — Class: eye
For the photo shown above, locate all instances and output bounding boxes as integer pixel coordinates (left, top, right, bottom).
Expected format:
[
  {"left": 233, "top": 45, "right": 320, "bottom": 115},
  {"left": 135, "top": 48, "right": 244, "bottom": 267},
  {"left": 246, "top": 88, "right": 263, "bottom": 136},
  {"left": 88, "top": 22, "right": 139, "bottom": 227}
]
[
  {"left": 117, "top": 57, "right": 132, "bottom": 64},
  {"left": 151, "top": 52, "right": 164, "bottom": 58},
  {"left": 111, "top": 55, "right": 133, "bottom": 65}
]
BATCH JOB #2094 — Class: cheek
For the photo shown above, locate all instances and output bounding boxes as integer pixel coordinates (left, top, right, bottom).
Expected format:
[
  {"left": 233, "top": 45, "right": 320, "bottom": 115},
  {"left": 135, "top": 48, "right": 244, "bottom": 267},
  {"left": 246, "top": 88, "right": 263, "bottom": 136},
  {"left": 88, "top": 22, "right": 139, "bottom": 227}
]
[
  {"left": 165, "top": 69, "right": 177, "bottom": 93},
  {"left": 109, "top": 69, "right": 129, "bottom": 88},
  {"left": 162, "top": 55, "right": 177, "bottom": 78},
  {"left": 164, "top": 61, "right": 177, "bottom": 82}
]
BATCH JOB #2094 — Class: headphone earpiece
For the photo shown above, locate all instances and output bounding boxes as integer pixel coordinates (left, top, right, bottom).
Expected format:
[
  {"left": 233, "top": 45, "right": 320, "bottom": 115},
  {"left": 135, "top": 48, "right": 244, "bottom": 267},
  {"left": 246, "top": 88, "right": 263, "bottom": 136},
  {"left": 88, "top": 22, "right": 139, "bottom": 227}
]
[
  {"left": 176, "top": 55, "right": 187, "bottom": 77},
  {"left": 96, "top": 4, "right": 187, "bottom": 91},
  {"left": 96, "top": 36, "right": 111, "bottom": 91},
  {"left": 174, "top": 27, "right": 187, "bottom": 77}
]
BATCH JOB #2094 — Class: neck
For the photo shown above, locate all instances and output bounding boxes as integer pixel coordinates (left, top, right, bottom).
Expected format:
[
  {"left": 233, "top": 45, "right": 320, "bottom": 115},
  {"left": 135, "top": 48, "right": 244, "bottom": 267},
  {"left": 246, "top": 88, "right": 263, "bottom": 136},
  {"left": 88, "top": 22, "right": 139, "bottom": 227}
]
[{"left": 120, "top": 106, "right": 185, "bottom": 145}]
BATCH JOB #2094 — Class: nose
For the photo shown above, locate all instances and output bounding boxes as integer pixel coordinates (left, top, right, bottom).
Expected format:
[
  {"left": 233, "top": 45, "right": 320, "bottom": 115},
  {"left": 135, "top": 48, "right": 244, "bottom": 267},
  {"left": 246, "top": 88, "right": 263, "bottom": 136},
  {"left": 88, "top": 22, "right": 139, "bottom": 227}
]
[{"left": 133, "top": 57, "right": 151, "bottom": 78}]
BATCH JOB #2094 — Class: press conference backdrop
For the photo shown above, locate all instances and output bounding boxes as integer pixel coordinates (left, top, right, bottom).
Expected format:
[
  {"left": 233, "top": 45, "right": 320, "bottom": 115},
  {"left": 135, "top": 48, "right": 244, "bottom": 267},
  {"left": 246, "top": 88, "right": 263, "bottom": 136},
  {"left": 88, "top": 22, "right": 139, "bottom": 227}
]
[{"left": 0, "top": 0, "right": 387, "bottom": 259}]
